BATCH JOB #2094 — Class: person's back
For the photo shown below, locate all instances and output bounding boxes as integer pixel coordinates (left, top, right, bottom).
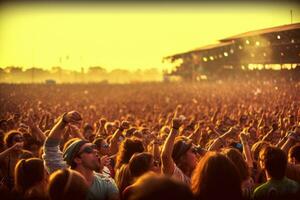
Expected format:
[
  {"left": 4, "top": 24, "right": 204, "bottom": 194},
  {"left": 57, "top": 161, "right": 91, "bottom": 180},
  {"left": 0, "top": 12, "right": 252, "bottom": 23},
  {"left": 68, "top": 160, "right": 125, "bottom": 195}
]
[
  {"left": 88, "top": 172, "right": 119, "bottom": 200},
  {"left": 13, "top": 158, "right": 48, "bottom": 200},
  {"left": 122, "top": 172, "right": 194, "bottom": 200},
  {"left": 253, "top": 146, "right": 300, "bottom": 200},
  {"left": 223, "top": 148, "right": 255, "bottom": 200},
  {"left": 254, "top": 177, "right": 299, "bottom": 200},
  {"left": 48, "top": 168, "right": 88, "bottom": 200},
  {"left": 191, "top": 152, "right": 243, "bottom": 200}
]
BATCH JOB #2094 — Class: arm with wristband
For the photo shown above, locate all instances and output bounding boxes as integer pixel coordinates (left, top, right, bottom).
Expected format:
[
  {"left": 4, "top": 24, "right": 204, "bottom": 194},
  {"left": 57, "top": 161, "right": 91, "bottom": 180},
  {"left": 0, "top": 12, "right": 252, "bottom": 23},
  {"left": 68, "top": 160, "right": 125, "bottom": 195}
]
[{"left": 161, "top": 118, "right": 182, "bottom": 175}]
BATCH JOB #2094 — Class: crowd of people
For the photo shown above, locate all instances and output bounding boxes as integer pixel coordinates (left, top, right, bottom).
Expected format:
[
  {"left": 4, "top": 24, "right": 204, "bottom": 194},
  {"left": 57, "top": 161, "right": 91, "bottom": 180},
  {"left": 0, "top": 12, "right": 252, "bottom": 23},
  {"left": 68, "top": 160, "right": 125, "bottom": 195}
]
[{"left": 0, "top": 79, "right": 300, "bottom": 200}]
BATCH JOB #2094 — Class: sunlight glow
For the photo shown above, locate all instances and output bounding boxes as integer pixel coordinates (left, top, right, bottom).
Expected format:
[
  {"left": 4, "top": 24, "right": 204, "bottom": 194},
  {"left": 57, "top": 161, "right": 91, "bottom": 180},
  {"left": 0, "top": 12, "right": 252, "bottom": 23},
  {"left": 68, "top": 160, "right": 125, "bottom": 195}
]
[{"left": 0, "top": 2, "right": 299, "bottom": 72}]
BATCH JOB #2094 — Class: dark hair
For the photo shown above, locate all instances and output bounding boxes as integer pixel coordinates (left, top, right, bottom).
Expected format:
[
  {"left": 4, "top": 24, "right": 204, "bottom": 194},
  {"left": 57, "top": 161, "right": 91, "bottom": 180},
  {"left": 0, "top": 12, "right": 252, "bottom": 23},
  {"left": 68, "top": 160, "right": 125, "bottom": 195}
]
[
  {"left": 4, "top": 130, "right": 22, "bottom": 148},
  {"left": 191, "top": 152, "right": 243, "bottom": 200},
  {"left": 115, "top": 138, "right": 144, "bottom": 170},
  {"left": 251, "top": 141, "right": 270, "bottom": 161},
  {"left": 223, "top": 148, "right": 250, "bottom": 181},
  {"left": 123, "top": 173, "right": 194, "bottom": 200},
  {"left": 172, "top": 137, "right": 194, "bottom": 175},
  {"left": 172, "top": 138, "right": 192, "bottom": 164},
  {"left": 83, "top": 123, "right": 94, "bottom": 132},
  {"left": 93, "top": 137, "right": 105, "bottom": 149},
  {"left": 129, "top": 152, "right": 153, "bottom": 178},
  {"left": 289, "top": 144, "right": 300, "bottom": 163},
  {"left": 48, "top": 168, "right": 88, "bottom": 200},
  {"left": 14, "top": 158, "right": 45, "bottom": 194},
  {"left": 259, "top": 146, "right": 287, "bottom": 180}
]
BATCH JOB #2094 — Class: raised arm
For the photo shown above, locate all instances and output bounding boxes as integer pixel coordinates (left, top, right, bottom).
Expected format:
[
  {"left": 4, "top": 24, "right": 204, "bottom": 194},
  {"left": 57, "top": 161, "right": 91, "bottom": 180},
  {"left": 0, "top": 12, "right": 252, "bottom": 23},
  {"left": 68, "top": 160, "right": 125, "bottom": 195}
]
[
  {"left": 95, "top": 118, "right": 107, "bottom": 138},
  {"left": 281, "top": 128, "right": 300, "bottom": 154},
  {"left": 43, "top": 111, "right": 82, "bottom": 173},
  {"left": 208, "top": 127, "right": 237, "bottom": 151},
  {"left": 239, "top": 132, "right": 254, "bottom": 168},
  {"left": 261, "top": 124, "right": 278, "bottom": 143},
  {"left": 48, "top": 111, "right": 82, "bottom": 139},
  {"left": 109, "top": 121, "right": 129, "bottom": 155},
  {"left": 188, "top": 125, "right": 201, "bottom": 145},
  {"left": 211, "top": 107, "right": 220, "bottom": 124},
  {"left": 27, "top": 114, "right": 46, "bottom": 142},
  {"left": 161, "top": 118, "right": 182, "bottom": 175},
  {"left": 0, "top": 143, "right": 23, "bottom": 160},
  {"left": 69, "top": 124, "right": 86, "bottom": 140},
  {"left": 152, "top": 135, "right": 161, "bottom": 162}
]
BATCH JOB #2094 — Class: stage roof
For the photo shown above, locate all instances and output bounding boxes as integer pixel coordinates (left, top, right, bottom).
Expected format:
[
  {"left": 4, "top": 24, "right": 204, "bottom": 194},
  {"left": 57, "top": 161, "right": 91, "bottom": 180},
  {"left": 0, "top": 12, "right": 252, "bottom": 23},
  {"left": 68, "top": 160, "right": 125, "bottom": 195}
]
[{"left": 220, "top": 23, "right": 300, "bottom": 42}]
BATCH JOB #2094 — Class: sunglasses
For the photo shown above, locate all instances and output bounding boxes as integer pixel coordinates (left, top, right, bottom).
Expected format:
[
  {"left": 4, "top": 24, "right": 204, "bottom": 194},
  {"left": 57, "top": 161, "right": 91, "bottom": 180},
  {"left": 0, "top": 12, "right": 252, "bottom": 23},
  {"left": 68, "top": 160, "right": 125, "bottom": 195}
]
[
  {"left": 78, "top": 144, "right": 98, "bottom": 155},
  {"left": 14, "top": 136, "right": 24, "bottom": 142},
  {"left": 101, "top": 143, "right": 109, "bottom": 149},
  {"left": 192, "top": 146, "right": 207, "bottom": 155}
]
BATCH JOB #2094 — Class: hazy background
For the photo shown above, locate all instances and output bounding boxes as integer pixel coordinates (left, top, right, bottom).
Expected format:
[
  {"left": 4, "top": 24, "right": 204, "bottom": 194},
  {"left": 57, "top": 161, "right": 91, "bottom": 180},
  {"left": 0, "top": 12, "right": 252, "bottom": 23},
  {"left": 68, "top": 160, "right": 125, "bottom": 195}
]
[{"left": 0, "top": 1, "right": 299, "bottom": 83}]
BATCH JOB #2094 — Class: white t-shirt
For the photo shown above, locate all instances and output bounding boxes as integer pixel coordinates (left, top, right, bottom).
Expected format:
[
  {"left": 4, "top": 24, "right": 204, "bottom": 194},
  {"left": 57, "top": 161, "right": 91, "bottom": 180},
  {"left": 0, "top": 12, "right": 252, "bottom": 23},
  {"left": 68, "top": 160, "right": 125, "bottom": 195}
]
[{"left": 172, "top": 164, "right": 191, "bottom": 185}]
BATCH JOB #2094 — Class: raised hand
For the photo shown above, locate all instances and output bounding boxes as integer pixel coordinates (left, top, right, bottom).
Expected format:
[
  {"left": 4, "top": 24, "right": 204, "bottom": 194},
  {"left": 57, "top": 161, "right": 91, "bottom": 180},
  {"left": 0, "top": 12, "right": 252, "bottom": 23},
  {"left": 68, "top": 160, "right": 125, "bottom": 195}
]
[
  {"left": 239, "top": 132, "right": 249, "bottom": 143},
  {"left": 172, "top": 117, "right": 183, "bottom": 130},
  {"left": 68, "top": 124, "right": 84, "bottom": 139},
  {"left": 11, "top": 142, "right": 23, "bottom": 151},
  {"left": 99, "top": 118, "right": 107, "bottom": 128}
]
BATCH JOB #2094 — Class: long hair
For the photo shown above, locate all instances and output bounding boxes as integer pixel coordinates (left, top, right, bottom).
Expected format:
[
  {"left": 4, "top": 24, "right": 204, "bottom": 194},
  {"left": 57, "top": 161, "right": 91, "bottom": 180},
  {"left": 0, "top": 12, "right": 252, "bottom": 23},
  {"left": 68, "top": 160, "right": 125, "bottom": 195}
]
[
  {"left": 4, "top": 130, "right": 22, "bottom": 148},
  {"left": 115, "top": 164, "right": 132, "bottom": 193},
  {"left": 128, "top": 152, "right": 153, "bottom": 179},
  {"left": 259, "top": 146, "right": 287, "bottom": 180},
  {"left": 48, "top": 168, "right": 88, "bottom": 200},
  {"left": 251, "top": 141, "right": 270, "bottom": 161},
  {"left": 14, "top": 158, "right": 45, "bottom": 194},
  {"left": 123, "top": 173, "right": 194, "bottom": 200},
  {"left": 223, "top": 148, "right": 250, "bottom": 181},
  {"left": 115, "top": 138, "right": 144, "bottom": 170},
  {"left": 191, "top": 152, "right": 243, "bottom": 200}
]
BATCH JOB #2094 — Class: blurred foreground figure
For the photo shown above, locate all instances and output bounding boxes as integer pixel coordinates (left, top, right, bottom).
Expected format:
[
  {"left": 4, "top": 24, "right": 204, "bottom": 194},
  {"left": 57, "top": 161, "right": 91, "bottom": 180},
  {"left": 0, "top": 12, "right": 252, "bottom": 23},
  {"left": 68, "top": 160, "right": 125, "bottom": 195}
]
[
  {"left": 48, "top": 168, "right": 88, "bottom": 200},
  {"left": 253, "top": 146, "right": 300, "bottom": 200},
  {"left": 191, "top": 152, "right": 244, "bottom": 200},
  {"left": 122, "top": 172, "right": 194, "bottom": 200}
]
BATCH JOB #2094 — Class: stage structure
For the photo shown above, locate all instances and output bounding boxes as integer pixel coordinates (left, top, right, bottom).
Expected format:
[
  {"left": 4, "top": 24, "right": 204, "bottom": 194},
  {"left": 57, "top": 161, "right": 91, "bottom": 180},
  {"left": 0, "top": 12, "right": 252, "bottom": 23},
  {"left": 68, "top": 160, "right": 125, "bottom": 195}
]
[{"left": 163, "top": 23, "right": 300, "bottom": 80}]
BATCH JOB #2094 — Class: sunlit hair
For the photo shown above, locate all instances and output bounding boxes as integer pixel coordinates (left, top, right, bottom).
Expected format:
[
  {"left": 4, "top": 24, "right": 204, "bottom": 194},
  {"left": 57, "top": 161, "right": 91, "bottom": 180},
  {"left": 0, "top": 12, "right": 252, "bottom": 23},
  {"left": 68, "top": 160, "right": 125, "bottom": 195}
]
[
  {"left": 251, "top": 141, "right": 270, "bottom": 161},
  {"left": 259, "top": 146, "right": 287, "bottom": 180},
  {"left": 123, "top": 172, "right": 194, "bottom": 200},
  {"left": 191, "top": 152, "right": 243, "bottom": 200},
  {"left": 14, "top": 158, "right": 45, "bottom": 194},
  {"left": 129, "top": 152, "right": 153, "bottom": 179},
  {"left": 222, "top": 148, "right": 250, "bottom": 181},
  {"left": 4, "top": 130, "right": 22, "bottom": 148},
  {"left": 288, "top": 144, "right": 300, "bottom": 163},
  {"left": 93, "top": 137, "right": 105, "bottom": 149},
  {"left": 48, "top": 168, "right": 88, "bottom": 200},
  {"left": 115, "top": 138, "right": 144, "bottom": 170},
  {"left": 115, "top": 164, "right": 131, "bottom": 193}
]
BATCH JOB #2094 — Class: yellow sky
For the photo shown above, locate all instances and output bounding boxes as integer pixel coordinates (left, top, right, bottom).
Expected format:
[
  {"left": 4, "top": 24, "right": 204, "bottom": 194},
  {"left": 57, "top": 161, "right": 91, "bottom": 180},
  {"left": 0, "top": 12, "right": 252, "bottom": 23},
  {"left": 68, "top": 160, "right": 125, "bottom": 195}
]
[{"left": 0, "top": 2, "right": 299, "bottom": 72}]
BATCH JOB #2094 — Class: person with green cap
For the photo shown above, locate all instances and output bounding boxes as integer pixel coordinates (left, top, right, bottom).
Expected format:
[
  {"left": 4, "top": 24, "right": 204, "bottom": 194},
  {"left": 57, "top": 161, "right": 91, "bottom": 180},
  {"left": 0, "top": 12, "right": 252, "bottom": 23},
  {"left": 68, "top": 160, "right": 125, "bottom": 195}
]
[{"left": 43, "top": 111, "right": 119, "bottom": 200}]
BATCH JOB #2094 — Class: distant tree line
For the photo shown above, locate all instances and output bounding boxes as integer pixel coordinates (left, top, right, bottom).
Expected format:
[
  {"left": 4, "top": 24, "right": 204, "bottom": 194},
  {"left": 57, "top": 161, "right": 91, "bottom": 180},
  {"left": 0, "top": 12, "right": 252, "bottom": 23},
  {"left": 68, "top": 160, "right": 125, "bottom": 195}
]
[{"left": 0, "top": 66, "right": 162, "bottom": 83}]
